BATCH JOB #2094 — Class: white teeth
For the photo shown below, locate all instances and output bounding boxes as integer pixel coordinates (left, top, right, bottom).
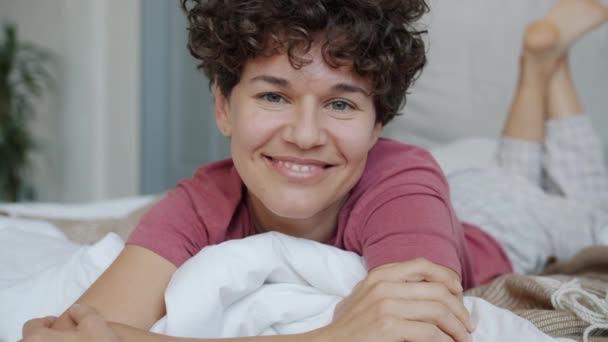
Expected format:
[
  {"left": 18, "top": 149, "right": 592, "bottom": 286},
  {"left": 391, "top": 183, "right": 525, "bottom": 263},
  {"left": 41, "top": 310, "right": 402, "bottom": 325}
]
[{"left": 278, "top": 160, "right": 318, "bottom": 173}]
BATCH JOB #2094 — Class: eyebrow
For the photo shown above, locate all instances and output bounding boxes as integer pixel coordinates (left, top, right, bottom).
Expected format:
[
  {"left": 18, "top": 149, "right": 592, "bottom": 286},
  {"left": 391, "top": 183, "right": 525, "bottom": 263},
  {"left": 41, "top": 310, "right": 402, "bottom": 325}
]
[
  {"left": 332, "top": 83, "right": 371, "bottom": 97},
  {"left": 250, "top": 75, "right": 371, "bottom": 96},
  {"left": 250, "top": 75, "right": 290, "bottom": 88}
]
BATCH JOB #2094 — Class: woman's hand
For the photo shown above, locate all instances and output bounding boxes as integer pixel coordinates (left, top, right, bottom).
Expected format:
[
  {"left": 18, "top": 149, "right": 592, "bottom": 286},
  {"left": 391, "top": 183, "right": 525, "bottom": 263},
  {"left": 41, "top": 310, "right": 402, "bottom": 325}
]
[
  {"left": 324, "top": 258, "right": 474, "bottom": 342},
  {"left": 21, "top": 304, "right": 120, "bottom": 342}
]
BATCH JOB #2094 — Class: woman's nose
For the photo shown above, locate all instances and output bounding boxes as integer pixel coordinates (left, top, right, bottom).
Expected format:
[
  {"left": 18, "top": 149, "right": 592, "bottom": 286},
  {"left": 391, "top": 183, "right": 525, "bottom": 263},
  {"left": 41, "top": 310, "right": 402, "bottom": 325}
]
[{"left": 282, "top": 104, "right": 326, "bottom": 150}]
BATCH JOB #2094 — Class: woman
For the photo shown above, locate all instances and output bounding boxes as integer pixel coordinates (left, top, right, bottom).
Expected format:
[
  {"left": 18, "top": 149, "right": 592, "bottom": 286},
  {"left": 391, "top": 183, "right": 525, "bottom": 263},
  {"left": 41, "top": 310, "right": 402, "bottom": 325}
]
[
  {"left": 26, "top": 1, "right": 474, "bottom": 341},
  {"left": 22, "top": 0, "right": 608, "bottom": 341}
]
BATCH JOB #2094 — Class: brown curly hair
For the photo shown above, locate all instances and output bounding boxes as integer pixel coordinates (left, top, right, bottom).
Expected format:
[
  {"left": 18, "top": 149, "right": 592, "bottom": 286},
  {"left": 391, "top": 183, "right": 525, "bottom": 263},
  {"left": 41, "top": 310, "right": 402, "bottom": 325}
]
[{"left": 181, "top": 0, "right": 429, "bottom": 126}]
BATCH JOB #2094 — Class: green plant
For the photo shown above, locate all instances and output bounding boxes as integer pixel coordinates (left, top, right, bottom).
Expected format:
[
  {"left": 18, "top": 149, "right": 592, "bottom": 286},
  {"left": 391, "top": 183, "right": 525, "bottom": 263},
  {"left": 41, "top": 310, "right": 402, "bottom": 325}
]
[{"left": 0, "top": 23, "right": 53, "bottom": 202}]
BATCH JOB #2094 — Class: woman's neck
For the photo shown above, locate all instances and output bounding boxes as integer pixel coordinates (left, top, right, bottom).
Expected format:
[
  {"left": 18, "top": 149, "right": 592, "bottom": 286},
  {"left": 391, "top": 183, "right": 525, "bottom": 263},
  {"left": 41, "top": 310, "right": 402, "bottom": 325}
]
[{"left": 247, "top": 192, "right": 344, "bottom": 243}]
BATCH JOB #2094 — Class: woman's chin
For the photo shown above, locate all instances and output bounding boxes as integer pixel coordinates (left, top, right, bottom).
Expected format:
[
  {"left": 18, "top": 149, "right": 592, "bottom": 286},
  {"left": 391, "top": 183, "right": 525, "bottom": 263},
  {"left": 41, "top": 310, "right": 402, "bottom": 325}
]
[{"left": 266, "top": 202, "right": 322, "bottom": 221}]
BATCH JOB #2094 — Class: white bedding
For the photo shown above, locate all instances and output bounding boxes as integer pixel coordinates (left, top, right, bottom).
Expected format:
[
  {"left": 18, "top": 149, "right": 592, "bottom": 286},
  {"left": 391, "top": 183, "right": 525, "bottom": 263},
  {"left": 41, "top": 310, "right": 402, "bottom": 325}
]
[
  {"left": 0, "top": 195, "right": 156, "bottom": 220},
  {"left": 0, "top": 217, "right": 123, "bottom": 342},
  {"left": 0, "top": 217, "right": 574, "bottom": 342}
]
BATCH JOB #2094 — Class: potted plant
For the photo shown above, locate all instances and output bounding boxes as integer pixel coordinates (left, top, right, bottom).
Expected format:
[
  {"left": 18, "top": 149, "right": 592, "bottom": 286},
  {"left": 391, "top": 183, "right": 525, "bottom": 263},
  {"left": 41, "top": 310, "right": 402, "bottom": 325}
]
[{"left": 0, "top": 23, "right": 53, "bottom": 202}]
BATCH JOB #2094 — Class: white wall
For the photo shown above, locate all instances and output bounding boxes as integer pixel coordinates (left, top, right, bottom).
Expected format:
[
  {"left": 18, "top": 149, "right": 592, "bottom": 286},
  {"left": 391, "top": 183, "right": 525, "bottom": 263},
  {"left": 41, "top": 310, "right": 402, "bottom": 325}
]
[
  {"left": 383, "top": 0, "right": 608, "bottom": 159},
  {"left": 0, "top": 0, "right": 141, "bottom": 202}
]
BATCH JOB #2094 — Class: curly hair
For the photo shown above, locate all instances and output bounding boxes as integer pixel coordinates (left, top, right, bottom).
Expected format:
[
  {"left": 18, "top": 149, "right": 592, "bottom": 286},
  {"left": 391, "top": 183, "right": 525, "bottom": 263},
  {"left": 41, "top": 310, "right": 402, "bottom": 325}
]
[{"left": 181, "top": 0, "right": 429, "bottom": 126}]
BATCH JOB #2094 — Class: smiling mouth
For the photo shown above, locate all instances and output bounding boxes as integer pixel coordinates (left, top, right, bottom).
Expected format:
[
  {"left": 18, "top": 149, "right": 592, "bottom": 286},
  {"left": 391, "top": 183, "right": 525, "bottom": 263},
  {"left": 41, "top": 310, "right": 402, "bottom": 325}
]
[
  {"left": 264, "top": 155, "right": 333, "bottom": 170},
  {"left": 263, "top": 155, "right": 335, "bottom": 179}
]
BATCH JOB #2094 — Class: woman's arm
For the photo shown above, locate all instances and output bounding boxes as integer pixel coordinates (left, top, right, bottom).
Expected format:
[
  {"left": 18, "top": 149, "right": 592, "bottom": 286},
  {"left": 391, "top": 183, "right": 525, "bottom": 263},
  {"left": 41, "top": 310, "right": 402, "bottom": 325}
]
[
  {"left": 105, "top": 259, "right": 472, "bottom": 342},
  {"left": 25, "top": 245, "right": 326, "bottom": 342},
  {"left": 52, "top": 245, "right": 177, "bottom": 330},
  {"left": 25, "top": 248, "right": 471, "bottom": 342},
  {"left": 109, "top": 323, "right": 322, "bottom": 342},
  {"left": 23, "top": 304, "right": 322, "bottom": 342}
]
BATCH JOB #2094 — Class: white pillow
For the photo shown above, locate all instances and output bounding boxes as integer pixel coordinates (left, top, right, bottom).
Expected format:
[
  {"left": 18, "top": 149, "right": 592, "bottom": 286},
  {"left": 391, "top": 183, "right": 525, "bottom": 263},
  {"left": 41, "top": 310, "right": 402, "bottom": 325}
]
[
  {"left": 0, "top": 217, "right": 123, "bottom": 342},
  {"left": 429, "top": 137, "right": 497, "bottom": 176},
  {"left": 383, "top": 0, "right": 608, "bottom": 149}
]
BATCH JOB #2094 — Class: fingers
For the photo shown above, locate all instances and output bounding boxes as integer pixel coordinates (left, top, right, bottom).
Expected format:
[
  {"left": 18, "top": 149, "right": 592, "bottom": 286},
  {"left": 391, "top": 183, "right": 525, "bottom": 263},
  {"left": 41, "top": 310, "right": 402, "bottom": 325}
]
[
  {"left": 22, "top": 316, "right": 57, "bottom": 337},
  {"left": 330, "top": 258, "right": 474, "bottom": 342},
  {"left": 377, "top": 299, "right": 470, "bottom": 342},
  {"left": 68, "top": 304, "right": 99, "bottom": 323},
  {"left": 67, "top": 304, "right": 108, "bottom": 333},
  {"left": 370, "top": 258, "right": 463, "bottom": 295},
  {"left": 366, "top": 281, "right": 473, "bottom": 332},
  {"left": 398, "top": 321, "right": 460, "bottom": 342},
  {"left": 364, "top": 258, "right": 471, "bottom": 331}
]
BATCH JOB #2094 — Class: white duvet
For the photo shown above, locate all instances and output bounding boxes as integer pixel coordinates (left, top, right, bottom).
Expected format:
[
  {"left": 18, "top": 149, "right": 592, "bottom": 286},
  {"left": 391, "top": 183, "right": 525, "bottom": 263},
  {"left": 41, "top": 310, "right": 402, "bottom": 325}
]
[{"left": 0, "top": 216, "right": 573, "bottom": 342}]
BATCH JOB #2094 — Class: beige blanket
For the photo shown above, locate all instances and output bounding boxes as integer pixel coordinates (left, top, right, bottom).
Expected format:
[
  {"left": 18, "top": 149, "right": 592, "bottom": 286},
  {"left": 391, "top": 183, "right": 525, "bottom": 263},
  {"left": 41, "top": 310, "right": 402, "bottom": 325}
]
[{"left": 466, "top": 246, "right": 608, "bottom": 341}]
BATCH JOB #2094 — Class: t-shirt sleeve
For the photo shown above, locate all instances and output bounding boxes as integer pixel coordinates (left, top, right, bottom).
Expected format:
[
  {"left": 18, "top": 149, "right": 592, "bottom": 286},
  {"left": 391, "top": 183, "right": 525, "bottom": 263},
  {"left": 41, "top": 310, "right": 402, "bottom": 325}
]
[
  {"left": 357, "top": 184, "right": 463, "bottom": 279},
  {"left": 126, "top": 185, "right": 209, "bottom": 267}
]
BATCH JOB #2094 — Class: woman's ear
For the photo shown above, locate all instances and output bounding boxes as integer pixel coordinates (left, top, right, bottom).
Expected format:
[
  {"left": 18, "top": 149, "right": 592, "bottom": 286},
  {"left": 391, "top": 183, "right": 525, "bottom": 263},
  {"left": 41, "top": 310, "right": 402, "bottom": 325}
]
[
  {"left": 213, "top": 83, "right": 232, "bottom": 137},
  {"left": 369, "top": 122, "right": 382, "bottom": 149}
]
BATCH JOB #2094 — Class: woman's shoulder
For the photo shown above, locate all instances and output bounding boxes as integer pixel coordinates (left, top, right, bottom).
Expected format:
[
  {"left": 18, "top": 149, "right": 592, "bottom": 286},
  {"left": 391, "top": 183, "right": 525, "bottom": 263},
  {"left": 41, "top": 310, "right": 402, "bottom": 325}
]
[
  {"left": 369, "top": 138, "right": 437, "bottom": 162},
  {"left": 128, "top": 158, "right": 249, "bottom": 267},
  {"left": 365, "top": 138, "right": 445, "bottom": 182},
  {"left": 348, "top": 138, "right": 449, "bottom": 206},
  {"left": 150, "top": 158, "right": 246, "bottom": 232},
  {"left": 182, "top": 158, "right": 244, "bottom": 202}
]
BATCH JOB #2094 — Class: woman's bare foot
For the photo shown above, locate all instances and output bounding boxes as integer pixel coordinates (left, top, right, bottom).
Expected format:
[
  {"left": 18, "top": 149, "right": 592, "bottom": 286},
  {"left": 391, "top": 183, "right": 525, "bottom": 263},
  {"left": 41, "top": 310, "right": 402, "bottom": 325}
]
[{"left": 522, "top": 0, "right": 608, "bottom": 77}]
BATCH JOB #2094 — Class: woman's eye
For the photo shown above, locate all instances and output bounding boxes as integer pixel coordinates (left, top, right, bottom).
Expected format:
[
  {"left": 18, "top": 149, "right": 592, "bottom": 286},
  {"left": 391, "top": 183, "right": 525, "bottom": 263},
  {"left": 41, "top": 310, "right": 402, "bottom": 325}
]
[
  {"left": 330, "top": 100, "right": 353, "bottom": 111},
  {"left": 262, "top": 93, "right": 285, "bottom": 103}
]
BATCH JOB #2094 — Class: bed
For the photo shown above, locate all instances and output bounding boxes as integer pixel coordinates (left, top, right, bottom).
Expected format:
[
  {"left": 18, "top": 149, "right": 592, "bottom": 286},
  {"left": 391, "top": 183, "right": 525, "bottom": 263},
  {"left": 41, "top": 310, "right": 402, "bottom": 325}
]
[
  {"left": 1, "top": 156, "right": 607, "bottom": 342},
  {"left": 2, "top": 0, "right": 608, "bottom": 341}
]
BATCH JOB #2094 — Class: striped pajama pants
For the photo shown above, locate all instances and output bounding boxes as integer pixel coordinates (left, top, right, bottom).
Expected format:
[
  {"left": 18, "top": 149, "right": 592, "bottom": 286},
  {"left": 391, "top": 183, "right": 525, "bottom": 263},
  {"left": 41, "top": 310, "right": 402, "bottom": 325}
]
[{"left": 448, "top": 116, "right": 608, "bottom": 274}]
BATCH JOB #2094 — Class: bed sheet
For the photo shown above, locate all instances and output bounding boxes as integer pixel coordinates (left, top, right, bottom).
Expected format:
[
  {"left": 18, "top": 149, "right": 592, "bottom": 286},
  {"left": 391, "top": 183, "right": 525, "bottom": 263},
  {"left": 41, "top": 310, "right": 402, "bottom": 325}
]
[{"left": 0, "top": 217, "right": 574, "bottom": 342}]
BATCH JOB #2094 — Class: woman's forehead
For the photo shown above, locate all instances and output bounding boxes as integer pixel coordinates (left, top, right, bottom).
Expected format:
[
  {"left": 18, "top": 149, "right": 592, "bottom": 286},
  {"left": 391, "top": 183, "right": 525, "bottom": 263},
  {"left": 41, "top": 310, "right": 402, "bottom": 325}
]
[{"left": 241, "top": 43, "right": 372, "bottom": 92}]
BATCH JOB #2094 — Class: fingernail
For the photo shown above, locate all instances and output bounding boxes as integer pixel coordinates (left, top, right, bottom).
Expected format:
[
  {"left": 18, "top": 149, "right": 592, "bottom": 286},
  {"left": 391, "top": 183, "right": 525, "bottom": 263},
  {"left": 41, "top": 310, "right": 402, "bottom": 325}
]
[
  {"left": 468, "top": 320, "right": 476, "bottom": 332},
  {"left": 455, "top": 281, "right": 464, "bottom": 292}
]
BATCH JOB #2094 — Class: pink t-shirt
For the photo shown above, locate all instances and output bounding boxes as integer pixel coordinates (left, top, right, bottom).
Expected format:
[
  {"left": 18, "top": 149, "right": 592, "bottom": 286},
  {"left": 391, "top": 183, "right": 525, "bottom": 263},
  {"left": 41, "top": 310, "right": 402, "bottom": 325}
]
[{"left": 128, "top": 138, "right": 512, "bottom": 288}]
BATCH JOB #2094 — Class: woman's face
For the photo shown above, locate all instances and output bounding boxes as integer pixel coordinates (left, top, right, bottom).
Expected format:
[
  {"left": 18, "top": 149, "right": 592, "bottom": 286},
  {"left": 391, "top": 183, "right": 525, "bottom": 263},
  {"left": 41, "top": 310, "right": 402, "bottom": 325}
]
[{"left": 214, "top": 43, "right": 381, "bottom": 224}]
